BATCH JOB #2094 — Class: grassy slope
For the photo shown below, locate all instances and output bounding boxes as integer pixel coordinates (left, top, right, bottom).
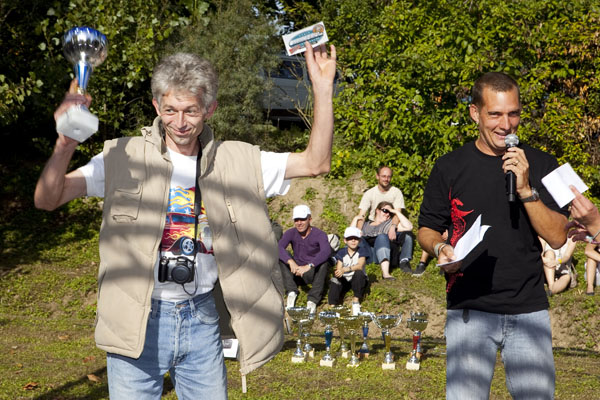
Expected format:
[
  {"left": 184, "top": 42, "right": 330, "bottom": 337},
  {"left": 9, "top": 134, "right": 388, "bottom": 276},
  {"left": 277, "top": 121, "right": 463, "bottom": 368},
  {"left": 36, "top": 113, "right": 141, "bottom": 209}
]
[{"left": 1, "top": 171, "right": 600, "bottom": 399}]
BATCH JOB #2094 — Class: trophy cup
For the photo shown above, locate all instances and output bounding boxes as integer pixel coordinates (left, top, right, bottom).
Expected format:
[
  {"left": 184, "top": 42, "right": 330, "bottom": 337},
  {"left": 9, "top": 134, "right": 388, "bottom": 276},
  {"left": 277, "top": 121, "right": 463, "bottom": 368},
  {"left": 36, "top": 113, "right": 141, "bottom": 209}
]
[
  {"left": 406, "top": 311, "right": 428, "bottom": 371},
  {"left": 340, "top": 315, "right": 362, "bottom": 367},
  {"left": 318, "top": 311, "right": 338, "bottom": 367},
  {"left": 372, "top": 313, "right": 403, "bottom": 370},
  {"left": 358, "top": 312, "right": 374, "bottom": 358},
  {"left": 301, "top": 313, "right": 316, "bottom": 358},
  {"left": 56, "top": 26, "right": 108, "bottom": 142},
  {"left": 287, "top": 307, "right": 311, "bottom": 363},
  {"left": 331, "top": 305, "right": 350, "bottom": 358}
]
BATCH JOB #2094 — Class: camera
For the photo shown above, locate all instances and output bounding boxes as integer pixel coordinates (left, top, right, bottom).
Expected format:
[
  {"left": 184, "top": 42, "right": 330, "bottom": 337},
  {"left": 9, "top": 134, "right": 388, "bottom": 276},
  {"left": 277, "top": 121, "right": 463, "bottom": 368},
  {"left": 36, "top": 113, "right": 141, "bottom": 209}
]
[{"left": 158, "top": 256, "right": 195, "bottom": 284}]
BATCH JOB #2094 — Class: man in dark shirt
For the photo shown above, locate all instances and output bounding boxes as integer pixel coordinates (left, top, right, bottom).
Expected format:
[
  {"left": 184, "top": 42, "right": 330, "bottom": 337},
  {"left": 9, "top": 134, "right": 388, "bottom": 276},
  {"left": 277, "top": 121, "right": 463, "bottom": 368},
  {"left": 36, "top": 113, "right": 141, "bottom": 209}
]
[
  {"left": 418, "top": 72, "right": 568, "bottom": 399},
  {"left": 279, "top": 205, "right": 331, "bottom": 314}
]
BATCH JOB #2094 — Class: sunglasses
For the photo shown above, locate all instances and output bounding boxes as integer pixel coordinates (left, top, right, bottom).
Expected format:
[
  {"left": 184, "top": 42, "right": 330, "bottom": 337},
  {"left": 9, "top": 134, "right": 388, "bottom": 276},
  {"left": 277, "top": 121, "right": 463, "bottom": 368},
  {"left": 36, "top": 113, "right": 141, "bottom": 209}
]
[{"left": 380, "top": 208, "right": 391, "bottom": 214}]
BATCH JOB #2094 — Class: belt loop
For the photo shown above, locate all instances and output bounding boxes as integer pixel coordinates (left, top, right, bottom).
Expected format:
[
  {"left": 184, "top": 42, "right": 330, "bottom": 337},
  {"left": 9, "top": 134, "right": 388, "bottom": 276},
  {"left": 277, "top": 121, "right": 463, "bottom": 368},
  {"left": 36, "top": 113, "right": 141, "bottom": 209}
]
[
  {"left": 151, "top": 298, "right": 158, "bottom": 318},
  {"left": 189, "top": 296, "right": 197, "bottom": 315},
  {"left": 462, "top": 309, "right": 470, "bottom": 323}
]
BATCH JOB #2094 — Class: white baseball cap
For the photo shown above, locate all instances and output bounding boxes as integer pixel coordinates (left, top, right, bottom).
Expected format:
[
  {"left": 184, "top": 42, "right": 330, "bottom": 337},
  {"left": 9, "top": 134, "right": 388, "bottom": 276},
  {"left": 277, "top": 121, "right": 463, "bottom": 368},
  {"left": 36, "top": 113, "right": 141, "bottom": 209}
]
[
  {"left": 292, "top": 205, "right": 311, "bottom": 219},
  {"left": 344, "top": 226, "right": 362, "bottom": 239}
]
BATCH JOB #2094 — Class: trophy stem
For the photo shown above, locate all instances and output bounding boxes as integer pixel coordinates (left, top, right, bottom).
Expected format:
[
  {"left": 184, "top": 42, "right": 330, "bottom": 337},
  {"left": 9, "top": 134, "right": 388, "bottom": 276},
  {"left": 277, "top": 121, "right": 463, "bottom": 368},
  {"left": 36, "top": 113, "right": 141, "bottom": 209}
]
[
  {"left": 359, "top": 323, "right": 370, "bottom": 357},
  {"left": 348, "top": 330, "right": 359, "bottom": 367}
]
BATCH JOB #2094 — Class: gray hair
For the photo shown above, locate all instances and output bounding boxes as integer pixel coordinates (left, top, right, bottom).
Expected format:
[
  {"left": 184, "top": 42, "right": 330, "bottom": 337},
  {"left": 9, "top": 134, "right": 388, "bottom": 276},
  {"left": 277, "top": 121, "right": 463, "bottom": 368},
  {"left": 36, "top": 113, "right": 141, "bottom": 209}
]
[{"left": 151, "top": 53, "right": 218, "bottom": 110}]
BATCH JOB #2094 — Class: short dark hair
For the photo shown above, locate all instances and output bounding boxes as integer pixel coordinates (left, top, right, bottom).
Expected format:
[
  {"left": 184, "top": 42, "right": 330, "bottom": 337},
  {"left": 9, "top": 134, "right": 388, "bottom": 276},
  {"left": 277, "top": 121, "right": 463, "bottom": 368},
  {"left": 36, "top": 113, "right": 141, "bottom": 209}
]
[
  {"left": 377, "top": 165, "right": 392, "bottom": 175},
  {"left": 471, "top": 72, "right": 520, "bottom": 108}
]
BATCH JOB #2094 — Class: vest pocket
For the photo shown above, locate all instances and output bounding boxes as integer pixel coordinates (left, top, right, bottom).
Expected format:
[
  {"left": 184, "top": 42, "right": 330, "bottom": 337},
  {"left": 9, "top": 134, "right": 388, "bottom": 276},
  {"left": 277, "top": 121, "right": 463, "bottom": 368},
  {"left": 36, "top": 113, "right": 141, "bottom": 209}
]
[{"left": 111, "top": 182, "right": 142, "bottom": 222}]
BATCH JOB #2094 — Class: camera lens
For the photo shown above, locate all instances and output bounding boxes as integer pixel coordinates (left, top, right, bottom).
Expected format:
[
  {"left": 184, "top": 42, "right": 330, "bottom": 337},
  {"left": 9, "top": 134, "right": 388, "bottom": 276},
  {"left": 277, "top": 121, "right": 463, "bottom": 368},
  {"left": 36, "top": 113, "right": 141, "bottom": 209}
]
[{"left": 171, "top": 263, "right": 192, "bottom": 284}]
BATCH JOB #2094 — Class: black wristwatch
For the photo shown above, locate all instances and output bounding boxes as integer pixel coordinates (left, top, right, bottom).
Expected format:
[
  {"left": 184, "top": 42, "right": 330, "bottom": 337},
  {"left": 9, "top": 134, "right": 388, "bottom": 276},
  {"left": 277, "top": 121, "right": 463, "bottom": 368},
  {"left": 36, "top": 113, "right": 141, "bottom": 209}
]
[
  {"left": 308, "top": 263, "right": 314, "bottom": 268},
  {"left": 520, "top": 187, "right": 540, "bottom": 203}
]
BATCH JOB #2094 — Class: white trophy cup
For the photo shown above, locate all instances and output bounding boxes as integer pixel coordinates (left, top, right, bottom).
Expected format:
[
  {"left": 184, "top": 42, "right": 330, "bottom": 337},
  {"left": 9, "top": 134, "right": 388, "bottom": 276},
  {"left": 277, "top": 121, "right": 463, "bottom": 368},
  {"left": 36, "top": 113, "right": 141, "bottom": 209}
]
[{"left": 56, "top": 26, "right": 108, "bottom": 142}]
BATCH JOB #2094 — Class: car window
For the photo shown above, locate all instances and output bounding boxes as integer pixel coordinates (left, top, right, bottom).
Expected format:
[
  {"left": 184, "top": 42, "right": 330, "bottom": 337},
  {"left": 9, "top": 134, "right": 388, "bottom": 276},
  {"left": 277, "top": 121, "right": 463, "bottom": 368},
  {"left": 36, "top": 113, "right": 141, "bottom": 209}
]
[{"left": 271, "top": 60, "right": 304, "bottom": 80}]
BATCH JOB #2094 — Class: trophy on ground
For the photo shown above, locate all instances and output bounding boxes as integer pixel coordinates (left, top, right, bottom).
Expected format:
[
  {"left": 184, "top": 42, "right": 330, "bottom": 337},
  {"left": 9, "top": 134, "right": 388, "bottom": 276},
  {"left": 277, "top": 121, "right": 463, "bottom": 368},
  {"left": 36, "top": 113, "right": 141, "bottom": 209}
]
[
  {"left": 56, "top": 26, "right": 108, "bottom": 142},
  {"left": 406, "top": 311, "right": 429, "bottom": 371},
  {"left": 301, "top": 312, "right": 316, "bottom": 358},
  {"left": 340, "top": 315, "right": 362, "bottom": 367},
  {"left": 318, "top": 311, "right": 338, "bottom": 367},
  {"left": 331, "top": 305, "right": 350, "bottom": 358},
  {"left": 287, "top": 307, "right": 311, "bottom": 363},
  {"left": 358, "top": 312, "right": 374, "bottom": 358},
  {"left": 372, "top": 313, "right": 403, "bottom": 370}
]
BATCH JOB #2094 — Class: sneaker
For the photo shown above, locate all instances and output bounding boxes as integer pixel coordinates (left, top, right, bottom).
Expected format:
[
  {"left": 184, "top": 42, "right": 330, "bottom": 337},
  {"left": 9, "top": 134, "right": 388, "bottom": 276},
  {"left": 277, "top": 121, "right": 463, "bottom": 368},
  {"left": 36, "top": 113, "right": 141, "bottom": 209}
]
[
  {"left": 413, "top": 262, "right": 426, "bottom": 277},
  {"left": 352, "top": 302, "right": 361, "bottom": 316},
  {"left": 286, "top": 292, "right": 297, "bottom": 309},
  {"left": 307, "top": 300, "right": 317, "bottom": 315},
  {"left": 399, "top": 260, "right": 412, "bottom": 274}
]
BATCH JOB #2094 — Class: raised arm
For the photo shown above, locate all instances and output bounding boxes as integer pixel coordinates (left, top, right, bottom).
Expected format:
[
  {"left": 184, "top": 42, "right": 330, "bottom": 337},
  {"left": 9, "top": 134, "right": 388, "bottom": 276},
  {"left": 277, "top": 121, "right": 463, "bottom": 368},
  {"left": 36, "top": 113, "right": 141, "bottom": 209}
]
[
  {"left": 34, "top": 80, "right": 89, "bottom": 210},
  {"left": 285, "top": 42, "right": 336, "bottom": 179}
]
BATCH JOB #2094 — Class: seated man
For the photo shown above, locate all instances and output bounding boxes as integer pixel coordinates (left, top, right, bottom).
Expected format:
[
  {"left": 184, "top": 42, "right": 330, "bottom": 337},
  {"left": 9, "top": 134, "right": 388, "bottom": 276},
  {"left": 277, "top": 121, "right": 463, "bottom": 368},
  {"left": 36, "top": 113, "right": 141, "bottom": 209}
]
[
  {"left": 279, "top": 205, "right": 331, "bottom": 314},
  {"left": 328, "top": 227, "right": 369, "bottom": 315}
]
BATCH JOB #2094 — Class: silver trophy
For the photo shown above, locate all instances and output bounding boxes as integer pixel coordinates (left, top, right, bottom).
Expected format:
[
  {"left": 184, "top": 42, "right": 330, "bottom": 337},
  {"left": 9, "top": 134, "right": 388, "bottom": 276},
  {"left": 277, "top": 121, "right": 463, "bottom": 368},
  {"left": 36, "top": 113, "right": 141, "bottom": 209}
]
[
  {"left": 318, "top": 311, "right": 338, "bottom": 367},
  {"left": 372, "top": 313, "right": 403, "bottom": 369},
  {"left": 358, "top": 312, "right": 374, "bottom": 358},
  {"left": 331, "top": 305, "right": 350, "bottom": 358},
  {"left": 56, "top": 26, "right": 108, "bottom": 142},
  {"left": 340, "top": 315, "right": 362, "bottom": 367},
  {"left": 287, "top": 307, "right": 311, "bottom": 363},
  {"left": 301, "top": 313, "right": 316, "bottom": 358},
  {"left": 406, "top": 311, "right": 428, "bottom": 370}
]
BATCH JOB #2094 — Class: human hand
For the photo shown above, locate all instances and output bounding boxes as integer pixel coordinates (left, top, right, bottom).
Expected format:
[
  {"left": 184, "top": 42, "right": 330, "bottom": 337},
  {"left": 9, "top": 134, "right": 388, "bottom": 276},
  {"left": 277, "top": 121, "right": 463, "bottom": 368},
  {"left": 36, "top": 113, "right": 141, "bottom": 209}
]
[
  {"left": 569, "top": 186, "right": 600, "bottom": 234},
  {"left": 304, "top": 42, "right": 337, "bottom": 92},
  {"left": 502, "top": 146, "right": 530, "bottom": 198},
  {"left": 334, "top": 267, "right": 344, "bottom": 278},
  {"left": 54, "top": 79, "right": 92, "bottom": 145},
  {"left": 438, "top": 245, "right": 462, "bottom": 274}
]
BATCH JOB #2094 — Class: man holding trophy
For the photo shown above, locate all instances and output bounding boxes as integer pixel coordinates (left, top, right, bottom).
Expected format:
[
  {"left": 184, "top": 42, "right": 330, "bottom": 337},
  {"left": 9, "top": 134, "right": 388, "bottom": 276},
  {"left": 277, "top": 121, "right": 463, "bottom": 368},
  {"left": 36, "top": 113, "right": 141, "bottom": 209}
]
[
  {"left": 418, "top": 72, "right": 568, "bottom": 399},
  {"left": 35, "top": 26, "right": 337, "bottom": 399}
]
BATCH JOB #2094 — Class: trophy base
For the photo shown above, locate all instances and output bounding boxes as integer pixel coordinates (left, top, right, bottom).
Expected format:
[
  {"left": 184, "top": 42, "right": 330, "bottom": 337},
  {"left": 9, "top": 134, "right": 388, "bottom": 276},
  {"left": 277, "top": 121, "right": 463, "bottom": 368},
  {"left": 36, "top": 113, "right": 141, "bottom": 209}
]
[
  {"left": 291, "top": 355, "right": 306, "bottom": 363},
  {"left": 406, "top": 360, "right": 421, "bottom": 370},
  {"left": 56, "top": 106, "right": 99, "bottom": 143},
  {"left": 340, "top": 350, "right": 350, "bottom": 359},
  {"left": 382, "top": 362, "right": 396, "bottom": 370},
  {"left": 320, "top": 358, "right": 336, "bottom": 367},
  {"left": 347, "top": 362, "right": 360, "bottom": 368}
]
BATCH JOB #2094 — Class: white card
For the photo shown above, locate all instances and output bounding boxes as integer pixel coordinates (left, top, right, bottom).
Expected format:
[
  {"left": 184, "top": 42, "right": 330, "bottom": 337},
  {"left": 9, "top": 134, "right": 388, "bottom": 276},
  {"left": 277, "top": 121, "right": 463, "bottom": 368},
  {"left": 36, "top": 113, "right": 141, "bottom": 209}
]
[
  {"left": 437, "top": 215, "right": 491, "bottom": 267},
  {"left": 541, "top": 163, "right": 588, "bottom": 208},
  {"left": 282, "top": 22, "right": 328, "bottom": 56}
]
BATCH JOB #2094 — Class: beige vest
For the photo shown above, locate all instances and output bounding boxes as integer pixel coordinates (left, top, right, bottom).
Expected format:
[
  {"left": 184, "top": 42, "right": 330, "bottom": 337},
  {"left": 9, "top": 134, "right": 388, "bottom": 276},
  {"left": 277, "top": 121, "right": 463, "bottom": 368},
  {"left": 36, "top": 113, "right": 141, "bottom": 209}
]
[{"left": 96, "top": 117, "right": 284, "bottom": 375}]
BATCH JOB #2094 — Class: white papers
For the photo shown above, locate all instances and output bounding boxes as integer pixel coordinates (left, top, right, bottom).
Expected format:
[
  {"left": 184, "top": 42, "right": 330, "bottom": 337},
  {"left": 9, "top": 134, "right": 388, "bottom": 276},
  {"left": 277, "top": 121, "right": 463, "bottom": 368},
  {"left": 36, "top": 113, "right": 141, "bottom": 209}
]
[
  {"left": 222, "top": 338, "right": 239, "bottom": 359},
  {"left": 541, "top": 163, "right": 588, "bottom": 208},
  {"left": 282, "top": 22, "right": 329, "bottom": 56},
  {"left": 437, "top": 215, "right": 490, "bottom": 267}
]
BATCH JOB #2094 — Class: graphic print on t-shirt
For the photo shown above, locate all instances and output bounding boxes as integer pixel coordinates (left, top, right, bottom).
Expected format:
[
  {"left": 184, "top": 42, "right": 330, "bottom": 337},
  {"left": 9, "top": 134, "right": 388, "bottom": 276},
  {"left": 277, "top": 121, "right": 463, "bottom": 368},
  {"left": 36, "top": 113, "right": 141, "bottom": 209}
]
[
  {"left": 449, "top": 188, "right": 473, "bottom": 247},
  {"left": 161, "top": 186, "right": 213, "bottom": 256}
]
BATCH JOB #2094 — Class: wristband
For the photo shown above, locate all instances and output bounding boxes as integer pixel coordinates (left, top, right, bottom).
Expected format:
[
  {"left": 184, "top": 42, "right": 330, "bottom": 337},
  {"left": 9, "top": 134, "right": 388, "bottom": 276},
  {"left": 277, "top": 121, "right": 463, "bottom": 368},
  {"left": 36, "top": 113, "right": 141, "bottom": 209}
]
[
  {"left": 593, "top": 229, "right": 600, "bottom": 242},
  {"left": 434, "top": 242, "right": 448, "bottom": 258}
]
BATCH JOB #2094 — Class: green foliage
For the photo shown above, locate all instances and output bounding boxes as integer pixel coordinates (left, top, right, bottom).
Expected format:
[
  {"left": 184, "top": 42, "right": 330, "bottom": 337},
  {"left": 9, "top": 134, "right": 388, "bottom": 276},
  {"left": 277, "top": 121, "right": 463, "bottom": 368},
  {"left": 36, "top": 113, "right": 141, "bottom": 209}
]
[
  {"left": 170, "top": 0, "right": 281, "bottom": 144},
  {"left": 311, "top": 0, "right": 600, "bottom": 209}
]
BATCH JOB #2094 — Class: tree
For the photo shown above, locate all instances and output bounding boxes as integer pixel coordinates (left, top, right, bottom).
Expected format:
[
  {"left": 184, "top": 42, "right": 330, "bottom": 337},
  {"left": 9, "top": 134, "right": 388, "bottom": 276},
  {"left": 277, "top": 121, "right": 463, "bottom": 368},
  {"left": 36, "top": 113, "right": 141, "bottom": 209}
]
[
  {"left": 312, "top": 0, "right": 600, "bottom": 210},
  {"left": 170, "top": 0, "right": 281, "bottom": 145}
]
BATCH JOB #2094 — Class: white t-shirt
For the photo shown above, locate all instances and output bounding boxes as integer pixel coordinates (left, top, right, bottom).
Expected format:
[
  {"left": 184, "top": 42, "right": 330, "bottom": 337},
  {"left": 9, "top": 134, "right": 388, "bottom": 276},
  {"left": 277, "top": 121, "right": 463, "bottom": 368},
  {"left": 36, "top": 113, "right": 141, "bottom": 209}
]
[
  {"left": 359, "top": 185, "right": 405, "bottom": 221},
  {"left": 79, "top": 148, "right": 290, "bottom": 301}
]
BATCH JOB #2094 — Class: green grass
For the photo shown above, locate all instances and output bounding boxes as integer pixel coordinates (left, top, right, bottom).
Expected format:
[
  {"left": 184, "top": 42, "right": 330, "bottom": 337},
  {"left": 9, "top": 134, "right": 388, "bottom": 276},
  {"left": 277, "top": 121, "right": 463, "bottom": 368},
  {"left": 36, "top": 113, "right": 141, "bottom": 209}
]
[{"left": 1, "top": 170, "right": 600, "bottom": 399}]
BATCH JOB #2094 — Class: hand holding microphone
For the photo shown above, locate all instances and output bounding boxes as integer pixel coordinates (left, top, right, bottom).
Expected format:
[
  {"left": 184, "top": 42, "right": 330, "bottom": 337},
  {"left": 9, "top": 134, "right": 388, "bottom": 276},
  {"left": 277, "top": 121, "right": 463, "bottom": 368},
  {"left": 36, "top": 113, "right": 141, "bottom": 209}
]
[{"left": 504, "top": 134, "right": 519, "bottom": 202}]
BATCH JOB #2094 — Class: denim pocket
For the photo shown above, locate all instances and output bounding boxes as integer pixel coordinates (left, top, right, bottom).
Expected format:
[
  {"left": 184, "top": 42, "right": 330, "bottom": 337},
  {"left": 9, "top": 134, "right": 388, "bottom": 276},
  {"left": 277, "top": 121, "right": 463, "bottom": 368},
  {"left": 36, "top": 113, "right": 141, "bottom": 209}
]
[{"left": 193, "top": 295, "right": 220, "bottom": 325}]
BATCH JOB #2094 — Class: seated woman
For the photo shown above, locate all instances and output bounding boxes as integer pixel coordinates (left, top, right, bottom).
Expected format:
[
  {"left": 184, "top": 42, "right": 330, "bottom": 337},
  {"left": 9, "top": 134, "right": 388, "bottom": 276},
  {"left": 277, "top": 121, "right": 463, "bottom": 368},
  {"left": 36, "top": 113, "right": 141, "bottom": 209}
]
[
  {"left": 352, "top": 201, "right": 399, "bottom": 280},
  {"left": 584, "top": 242, "right": 600, "bottom": 295},
  {"left": 540, "top": 236, "right": 577, "bottom": 295}
]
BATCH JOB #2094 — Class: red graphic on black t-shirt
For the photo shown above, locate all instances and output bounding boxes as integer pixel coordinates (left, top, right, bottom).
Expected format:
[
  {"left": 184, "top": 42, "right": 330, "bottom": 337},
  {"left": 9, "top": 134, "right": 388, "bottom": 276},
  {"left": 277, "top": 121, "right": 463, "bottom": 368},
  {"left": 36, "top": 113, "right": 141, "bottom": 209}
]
[
  {"left": 449, "top": 189, "right": 473, "bottom": 246},
  {"left": 446, "top": 189, "right": 474, "bottom": 293}
]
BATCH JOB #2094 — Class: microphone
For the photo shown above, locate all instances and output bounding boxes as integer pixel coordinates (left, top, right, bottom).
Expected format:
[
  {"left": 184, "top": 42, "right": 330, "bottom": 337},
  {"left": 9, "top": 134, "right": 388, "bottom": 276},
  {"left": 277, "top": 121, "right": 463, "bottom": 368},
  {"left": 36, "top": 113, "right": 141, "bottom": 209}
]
[{"left": 505, "top": 134, "right": 519, "bottom": 202}]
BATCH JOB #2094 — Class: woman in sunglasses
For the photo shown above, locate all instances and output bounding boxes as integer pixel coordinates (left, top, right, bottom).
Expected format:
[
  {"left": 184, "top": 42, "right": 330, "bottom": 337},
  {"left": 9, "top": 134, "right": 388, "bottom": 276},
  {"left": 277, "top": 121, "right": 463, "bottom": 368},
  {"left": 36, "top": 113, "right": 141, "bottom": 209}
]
[{"left": 351, "top": 201, "right": 399, "bottom": 280}]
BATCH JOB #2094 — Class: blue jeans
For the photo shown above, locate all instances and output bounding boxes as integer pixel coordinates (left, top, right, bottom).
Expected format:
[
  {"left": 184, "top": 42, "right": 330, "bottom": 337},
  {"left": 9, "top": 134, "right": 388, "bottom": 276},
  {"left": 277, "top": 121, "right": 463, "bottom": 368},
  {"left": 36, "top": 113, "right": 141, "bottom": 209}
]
[
  {"left": 361, "top": 234, "right": 390, "bottom": 264},
  {"left": 445, "top": 309, "right": 555, "bottom": 400},
  {"left": 107, "top": 292, "right": 227, "bottom": 399},
  {"left": 399, "top": 232, "right": 413, "bottom": 262}
]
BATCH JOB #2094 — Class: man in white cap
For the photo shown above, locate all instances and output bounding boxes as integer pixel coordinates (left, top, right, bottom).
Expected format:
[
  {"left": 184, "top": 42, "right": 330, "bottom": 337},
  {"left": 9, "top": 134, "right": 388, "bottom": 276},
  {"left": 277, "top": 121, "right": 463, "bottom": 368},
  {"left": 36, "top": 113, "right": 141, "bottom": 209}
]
[{"left": 278, "top": 205, "right": 332, "bottom": 314}]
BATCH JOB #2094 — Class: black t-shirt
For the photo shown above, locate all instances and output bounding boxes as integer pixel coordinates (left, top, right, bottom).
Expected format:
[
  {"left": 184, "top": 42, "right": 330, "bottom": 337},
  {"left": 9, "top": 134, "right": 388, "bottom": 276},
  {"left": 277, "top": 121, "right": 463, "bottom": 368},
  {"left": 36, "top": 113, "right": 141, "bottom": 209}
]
[{"left": 419, "top": 141, "right": 568, "bottom": 314}]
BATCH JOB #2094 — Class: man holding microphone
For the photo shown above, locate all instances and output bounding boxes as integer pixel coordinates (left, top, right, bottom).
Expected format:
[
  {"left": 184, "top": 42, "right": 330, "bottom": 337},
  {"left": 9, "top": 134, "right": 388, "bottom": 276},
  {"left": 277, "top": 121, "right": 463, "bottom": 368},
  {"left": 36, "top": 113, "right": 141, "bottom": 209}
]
[{"left": 418, "top": 72, "right": 568, "bottom": 399}]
